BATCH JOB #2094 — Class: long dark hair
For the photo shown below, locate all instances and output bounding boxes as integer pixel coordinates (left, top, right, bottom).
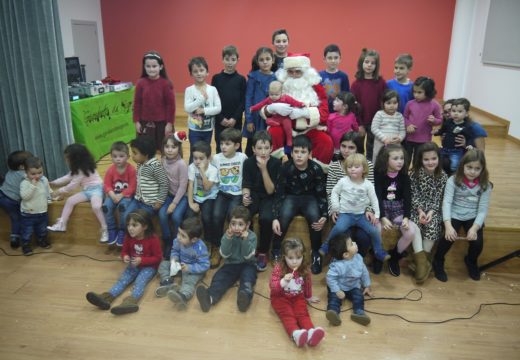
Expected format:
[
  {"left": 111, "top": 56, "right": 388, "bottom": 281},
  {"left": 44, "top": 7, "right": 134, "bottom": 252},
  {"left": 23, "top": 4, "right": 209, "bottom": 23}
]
[
  {"left": 355, "top": 48, "right": 381, "bottom": 80},
  {"left": 64, "top": 144, "right": 96, "bottom": 176},
  {"left": 454, "top": 149, "right": 490, "bottom": 191},
  {"left": 411, "top": 142, "right": 443, "bottom": 178},
  {"left": 126, "top": 209, "right": 155, "bottom": 238},
  {"left": 374, "top": 143, "right": 408, "bottom": 176},
  {"left": 250, "top": 47, "right": 277, "bottom": 72}
]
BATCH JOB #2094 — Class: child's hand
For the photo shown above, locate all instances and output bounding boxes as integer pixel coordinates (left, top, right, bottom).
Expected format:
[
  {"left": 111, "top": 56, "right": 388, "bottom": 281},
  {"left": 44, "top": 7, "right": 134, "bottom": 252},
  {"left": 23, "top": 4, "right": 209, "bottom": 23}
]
[
  {"left": 383, "top": 137, "right": 391, "bottom": 145},
  {"left": 196, "top": 160, "right": 208, "bottom": 173},
  {"left": 189, "top": 202, "right": 200, "bottom": 213},
  {"left": 467, "top": 225, "right": 479, "bottom": 241},
  {"left": 445, "top": 223, "right": 458, "bottom": 242},
  {"left": 283, "top": 273, "right": 294, "bottom": 282},
  {"left": 241, "top": 230, "right": 249, "bottom": 240},
  {"left": 418, "top": 209, "right": 427, "bottom": 224},
  {"left": 426, "top": 115, "right": 435, "bottom": 124},
  {"left": 256, "top": 156, "right": 268, "bottom": 171},
  {"left": 401, "top": 217, "right": 409, "bottom": 230},
  {"left": 363, "top": 287, "right": 373, "bottom": 297},
  {"left": 425, "top": 210, "right": 433, "bottom": 224},
  {"left": 406, "top": 124, "right": 417, "bottom": 134},
  {"left": 180, "top": 263, "right": 188, "bottom": 272},
  {"left": 331, "top": 211, "right": 338, "bottom": 224},
  {"left": 165, "top": 123, "right": 173, "bottom": 136},
  {"left": 272, "top": 219, "right": 282, "bottom": 236},
  {"left": 306, "top": 296, "right": 320, "bottom": 304},
  {"left": 336, "top": 290, "right": 345, "bottom": 299},
  {"left": 358, "top": 126, "right": 366, "bottom": 137},
  {"left": 381, "top": 217, "right": 393, "bottom": 231},
  {"left": 311, "top": 217, "right": 326, "bottom": 231},
  {"left": 167, "top": 202, "right": 176, "bottom": 214},
  {"left": 114, "top": 193, "right": 123, "bottom": 204},
  {"left": 242, "top": 193, "right": 252, "bottom": 206},
  {"left": 135, "top": 122, "right": 142, "bottom": 134},
  {"left": 123, "top": 255, "right": 131, "bottom": 263},
  {"left": 391, "top": 136, "right": 401, "bottom": 144},
  {"left": 153, "top": 201, "right": 162, "bottom": 210},
  {"left": 130, "top": 256, "right": 142, "bottom": 267},
  {"left": 365, "top": 211, "right": 377, "bottom": 225},
  {"left": 246, "top": 123, "right": 255, "bottom": 133},
  {"left": 195, "top": 107, "right": 205, "bottom": 115},
  {"left": 51, "top": 193, "right": 62, "bottom": 201},
  {"left": 225, "top": 227, "right": 234, "bottom": 238}
]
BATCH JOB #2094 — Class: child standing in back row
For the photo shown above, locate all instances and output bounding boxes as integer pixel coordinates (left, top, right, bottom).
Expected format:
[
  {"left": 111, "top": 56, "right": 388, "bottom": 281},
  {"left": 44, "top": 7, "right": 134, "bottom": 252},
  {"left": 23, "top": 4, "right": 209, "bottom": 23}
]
[
  {"left": 387, "top": 54, "right": 414, "bottom": 115},
  {"left": 133, "top": 51, "right": 175, "bottom": 150},
  {"left": 319, "top": 44, "right": 350, "bottom": 113},
  {"left": 48, "top": 144, "right": 108, "bottom": 243}
]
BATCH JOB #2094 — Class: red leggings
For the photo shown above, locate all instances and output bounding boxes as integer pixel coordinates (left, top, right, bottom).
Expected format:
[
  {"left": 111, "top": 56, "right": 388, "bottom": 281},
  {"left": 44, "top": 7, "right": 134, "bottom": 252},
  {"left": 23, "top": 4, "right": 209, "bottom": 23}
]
[{"left": 271, "top": 294, "right": 314, "bottom": 337}]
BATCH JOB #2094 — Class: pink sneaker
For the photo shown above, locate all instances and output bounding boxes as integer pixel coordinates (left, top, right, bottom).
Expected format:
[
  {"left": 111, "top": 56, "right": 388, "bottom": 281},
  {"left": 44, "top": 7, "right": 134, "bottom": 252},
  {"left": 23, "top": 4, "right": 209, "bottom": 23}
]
[
  {"left": 292, "top": 329, "right": 308, "bottom": 347},
  {"left": 47, "top": 219, "right": 66, "bottom": 232},
  {"left": 307, "top": 327, "right": 325, "bottom": 347}
]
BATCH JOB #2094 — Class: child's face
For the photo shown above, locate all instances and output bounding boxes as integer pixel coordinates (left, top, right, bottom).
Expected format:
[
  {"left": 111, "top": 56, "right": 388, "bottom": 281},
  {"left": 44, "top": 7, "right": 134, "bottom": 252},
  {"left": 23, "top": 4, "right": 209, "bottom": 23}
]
[
  {"left": 163, "top": 139, "right": 179, "bottom": 160},
  {"left": 284, "top": 248, "right": 303, "bottom": 270},
  {"left": 340, "top": 140, "right": 357, "bottom": 159},
  {"left": 191, "top": 64, "right": 208, "bottom": 84},
  {"left": 347, "top": 163, "right": 364, "bottom": 181},
  {"left": 384, "top": 97, "right": 399, "bottom": 115},
  {"left": 388, "top": 150, "right": 405, "bottom": 173},
  {"left": 393, "top": 63, "right": 410, "bottom": 82},
  {"left": 332, "top": 98, "right": 347, "bottom": 113},
  {"left": 324, "top": 51, "right": 341, "bottom": 72},
  {"left": 450, "top": 104, "right": 468, "bottom": 122},
  {"left": 220, "top": 140, "right": 239, "bottom": 158},
  {"left": 192, "top": 151, "right": 209, "bottom": 169},
  {"left": 343, "top": 238, "right": 358, "bottom": 259},
  {"left": 464, "top": 160, "right": 482, "bottom": 182},
  {"left": 362, "top": 56, "right": 377, "bottom": 75},
  {"left": 144, "top": 59, "right": 162, "bottom": 79},
  {"left": 177, "top": 227, "right": 195, "bottom": 247},
  {"left": 413, "top": 86, "right": 426, "bottom": 101},
  {"left": 228, "top": 217, "right": 249, "bottom": 236},
  {"left": 131, "top": 147, "right": 147, "bottom": 164},
  {"left": 253, "top": 140, "right": 272, "bottom": 161},
  {"left": 257, "top": 52, "right": 274, "bottom": 73},
  {"left": 223, "top": 54, "right": 238, "bottom": 73},
  {"left": 273, "top": 34, "right": 289, "bottom": 56},
  {"left": 111, "top": 150, "right": 129, "bottom": 167},
  {"left": 26, "top": 167, "right": 43, "bottom": 182},
  {"left": 127, "top": 218, "right": 146, "bottom": 240},
  {"left": 422, "top": 150, "right": 439, "bottom": 174},
  {"left": 291, "top": 146, "right": 310, "bottom": 168},
  {"left": 269, "top": 87, "right": 282, "bottom": 101},
  {"left": 443, "top": 103, "right": 452, "bottom": 120}
]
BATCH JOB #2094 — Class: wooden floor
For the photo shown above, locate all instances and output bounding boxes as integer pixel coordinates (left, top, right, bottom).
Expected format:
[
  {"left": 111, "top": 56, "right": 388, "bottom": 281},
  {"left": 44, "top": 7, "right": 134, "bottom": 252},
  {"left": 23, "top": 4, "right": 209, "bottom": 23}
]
[{"left": 1, "top": 106, "right": 520, "bottom": 359}]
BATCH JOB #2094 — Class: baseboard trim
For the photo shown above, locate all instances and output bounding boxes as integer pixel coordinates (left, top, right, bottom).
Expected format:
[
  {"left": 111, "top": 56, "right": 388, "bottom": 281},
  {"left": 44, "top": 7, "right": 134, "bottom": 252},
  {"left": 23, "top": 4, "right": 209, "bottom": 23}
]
[
  {"left": 507, "top": 134, "right": 520, "bottom": 145},
  {"left": 471, "top": 106, "right": 510, "bottom": 130}
]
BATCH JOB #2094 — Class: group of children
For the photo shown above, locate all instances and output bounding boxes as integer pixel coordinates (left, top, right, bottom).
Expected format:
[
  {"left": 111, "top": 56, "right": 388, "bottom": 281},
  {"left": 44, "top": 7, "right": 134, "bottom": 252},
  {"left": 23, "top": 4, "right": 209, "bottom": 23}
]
[{"left": 0, "top": 29, "right": 493, "bottom": 348}]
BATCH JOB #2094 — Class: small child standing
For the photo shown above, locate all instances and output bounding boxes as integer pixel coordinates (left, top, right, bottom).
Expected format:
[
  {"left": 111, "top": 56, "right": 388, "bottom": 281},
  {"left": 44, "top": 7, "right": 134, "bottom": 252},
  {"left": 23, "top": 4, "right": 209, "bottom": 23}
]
[
  {"left": 184, "top": 56, "right": 222, "bottom": 157},
  {"left": 0, "top": 150, "right": 32, "bottom": 248},
  {"left": 133, "top": 51, "right": 175, "bottom": 150},
  {"left": 102, "top": 141, "right": 136, "bottom": 246},
  {"left": 158, "top": 132, "right": 189, "bottom": 257},
  {"left": 351, "top": 48, "right": 387, "bottom": 161},
  {"left": 403, "top": 76, "right": 442, "bottom": 163},
  {"left": 326, "top": 91, "right": 359, "bottom": 157},
  {"left": 326, "top": 233, "right": 372, "bottom": 327},
  {"left": 155, "top": 217, "right": 209, "bottom": 310},
  {"left": 196, "top": 206, "right": 257, "bottom": 313},
  {"left": 319, "top": 44, "right": 350, "bottom": 113},
  {"left": 272, "top": 29, "right": 290, "bottom": 69},
  {"left": 319, "top": 153, "right": 389, "bottom": 263},
  {"left": 386, "top": 54, "right": 414, "bottom": 114},
  {"left": 47, "top": 144, "right": 108, "bottom": 243},
  {"left": 371, "top": 89, "right": 406, "bottom": 162},
  {"left": 211, "top": 45, "right": 246, "bottom": 153},
  {"left": 436, "top": 98, "right": 475, "bottom": 174},
  {"left": 250, "top": 80, "right": 305, "bottom": 154},
  {"left": 433, "top": 149, "right": 492, "bottom": 282},
  {"left": 210, "top": 128, "right": 248, "bottom": 268},
  {"left": 270, "top": 237, "right": 324, "bottom": 348},
  {"left": 86, "top": 209, "right": 162, "bottom": 315},
  {"left": 126, "top": 137, "right": 169, "bottom": 216},
  {"left": 19, "top": 157, "right": 51, "bottom": 255}
]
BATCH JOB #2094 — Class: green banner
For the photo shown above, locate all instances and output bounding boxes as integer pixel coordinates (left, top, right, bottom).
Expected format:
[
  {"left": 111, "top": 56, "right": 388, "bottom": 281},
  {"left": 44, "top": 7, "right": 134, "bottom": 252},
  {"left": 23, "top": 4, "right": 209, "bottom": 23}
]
[{"left": 70, "top": 88, "right": 136, "bottom": 160}]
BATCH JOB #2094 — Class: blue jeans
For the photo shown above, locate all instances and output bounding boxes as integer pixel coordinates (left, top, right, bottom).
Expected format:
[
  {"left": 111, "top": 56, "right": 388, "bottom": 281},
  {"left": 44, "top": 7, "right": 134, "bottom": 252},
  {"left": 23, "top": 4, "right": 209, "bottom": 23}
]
[
  {"left": 441, "top": 147, "right": 464, "bottom": 173},
  {"left": 273, "top": 194, "right": 323, "bottom": 252},
  {"left": 208, "top": 263, "right": 257, "bottom": 305},
  {"left": 212, "top": 192, "right": 242, "bottom": 245},
  {"left": 20, "top": 212, "right": 48, "bottom": 244},
  {"left": 188, "top": 130, "right": 213, "bottom": 163},
  {"left": 0, "top": 191, "right": 21, "bottom": 237},
  {"left": 102, "top": 196, "right": 132, "bottom": 231},
  {"left": 109, "top": 265, "right": 157, "bottom": 300},
  {"left": 125, "top": 198, "right": 157, "bottom": 217},
  {"left": 158, "top": 195, "right": 188, "bottom": 241},
  {"left": 327, "top": 286, "right": 365, "bottom": 315},
  {"left": 326, "top": 213, "right": 385, "bottom": 257}
]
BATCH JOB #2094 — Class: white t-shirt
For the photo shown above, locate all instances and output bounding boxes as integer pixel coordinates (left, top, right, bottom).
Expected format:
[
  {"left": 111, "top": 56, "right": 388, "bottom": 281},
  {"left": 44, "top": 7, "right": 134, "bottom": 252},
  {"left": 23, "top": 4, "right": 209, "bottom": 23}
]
[
  {"left": 211, "top": 152, "right": 247, "bottom": 196},
  {"left": 188, "top": 163, "right": 219, "bottom": 203}
]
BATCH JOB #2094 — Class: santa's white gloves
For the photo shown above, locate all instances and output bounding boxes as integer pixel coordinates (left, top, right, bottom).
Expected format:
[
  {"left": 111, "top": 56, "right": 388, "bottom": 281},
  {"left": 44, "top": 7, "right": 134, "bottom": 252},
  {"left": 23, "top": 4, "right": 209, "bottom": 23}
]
[
  {"left": 289, "top": 107, "right": 310, "bottom": 119},
  {"left": 266, "top": 103, "right": 293, "bottom": 116}
]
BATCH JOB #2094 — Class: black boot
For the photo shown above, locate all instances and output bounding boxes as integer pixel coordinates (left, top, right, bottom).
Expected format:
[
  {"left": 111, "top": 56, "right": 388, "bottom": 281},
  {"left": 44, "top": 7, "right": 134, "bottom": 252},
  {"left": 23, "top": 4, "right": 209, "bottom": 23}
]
[
  {"left": 432, "top": 257, "right": 448, "bottom": 282},
  {"left": 388, "top": 247, "right": 403, "bottom": 277}
]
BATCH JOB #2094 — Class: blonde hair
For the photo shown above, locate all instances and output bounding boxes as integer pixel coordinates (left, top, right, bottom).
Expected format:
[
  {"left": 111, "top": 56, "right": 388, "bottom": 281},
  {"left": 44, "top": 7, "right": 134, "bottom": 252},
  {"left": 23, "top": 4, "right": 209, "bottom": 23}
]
[
  {"left": 345, "top": 153, "right": 369, "bottom": 178},
  {"left": 280, "top": 237, "right": 309, "bottom": 278}
]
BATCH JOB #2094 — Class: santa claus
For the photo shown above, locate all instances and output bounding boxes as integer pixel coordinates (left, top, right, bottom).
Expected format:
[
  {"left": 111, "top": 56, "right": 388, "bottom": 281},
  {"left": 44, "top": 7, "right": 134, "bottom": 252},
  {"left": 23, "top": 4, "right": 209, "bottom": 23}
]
[{"left": 260, "top": 54, "right": 334, "bottom": 167}]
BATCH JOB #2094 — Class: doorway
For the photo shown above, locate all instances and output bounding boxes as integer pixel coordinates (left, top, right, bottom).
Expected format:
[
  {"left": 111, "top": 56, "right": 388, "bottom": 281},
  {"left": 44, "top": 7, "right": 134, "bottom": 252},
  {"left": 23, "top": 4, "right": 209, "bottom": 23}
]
[{"left": 71, "top": 20, "right": 102, "bottom": 82}]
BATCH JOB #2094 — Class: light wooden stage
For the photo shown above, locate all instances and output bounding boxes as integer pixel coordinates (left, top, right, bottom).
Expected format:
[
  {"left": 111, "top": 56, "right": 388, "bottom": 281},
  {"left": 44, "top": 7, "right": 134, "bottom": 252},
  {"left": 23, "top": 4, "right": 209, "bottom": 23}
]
[{"left": 1, "top": 103, "right": 520, "bottom": 359}]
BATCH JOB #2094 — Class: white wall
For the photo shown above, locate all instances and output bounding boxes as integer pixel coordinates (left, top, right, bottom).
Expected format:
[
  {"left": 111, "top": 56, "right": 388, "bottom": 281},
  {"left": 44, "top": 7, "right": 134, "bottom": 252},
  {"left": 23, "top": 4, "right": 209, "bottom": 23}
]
[
  {"left": 57, "top": 0, "right": 107, "bottom": 78},
  {"left": 445, "top": 0, "right": 520, "bottom": 138}
]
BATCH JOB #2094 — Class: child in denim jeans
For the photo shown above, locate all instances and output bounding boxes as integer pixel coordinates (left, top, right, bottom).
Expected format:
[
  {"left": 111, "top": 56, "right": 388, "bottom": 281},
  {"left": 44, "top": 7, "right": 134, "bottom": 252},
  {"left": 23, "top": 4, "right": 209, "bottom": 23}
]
[{"left": 326, "top": 233, "right": 372, "bottom": 327}]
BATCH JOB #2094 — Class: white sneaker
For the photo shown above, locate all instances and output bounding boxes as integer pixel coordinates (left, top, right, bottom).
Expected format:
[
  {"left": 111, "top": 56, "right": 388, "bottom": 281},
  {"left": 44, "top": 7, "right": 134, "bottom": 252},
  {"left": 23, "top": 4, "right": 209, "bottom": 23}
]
[
  {"left": 47, "top": 219, "right": 66, "bottom": 232},
  {"left": 99, "top": 228, "right": 109, "bottom": 243}
]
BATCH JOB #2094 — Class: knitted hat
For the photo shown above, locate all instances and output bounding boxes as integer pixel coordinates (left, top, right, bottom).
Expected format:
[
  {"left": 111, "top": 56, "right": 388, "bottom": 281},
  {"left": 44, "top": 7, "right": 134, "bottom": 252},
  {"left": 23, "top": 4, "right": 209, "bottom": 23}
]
[
  {"left": 174, "top": 131, "right": 187, "bottom": 142},
  {"left": 283, "top": 53, "right": 311, "bottom": 69}
]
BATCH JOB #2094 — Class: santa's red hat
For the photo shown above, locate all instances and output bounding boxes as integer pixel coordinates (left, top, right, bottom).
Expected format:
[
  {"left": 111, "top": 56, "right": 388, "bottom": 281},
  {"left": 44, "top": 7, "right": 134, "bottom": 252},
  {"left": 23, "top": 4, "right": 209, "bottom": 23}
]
[
  {"left": 174, "top": 131, "right": 187, "bottom": 142},
  {"left": 283, "top": 53, "right": 311, "bottom": 69}
]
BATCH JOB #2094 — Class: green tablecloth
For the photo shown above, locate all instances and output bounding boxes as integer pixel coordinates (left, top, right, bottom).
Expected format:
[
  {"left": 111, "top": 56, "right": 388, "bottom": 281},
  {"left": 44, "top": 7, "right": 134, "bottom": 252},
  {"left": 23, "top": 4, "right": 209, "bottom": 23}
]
[{"left": 70, "top": 88, "right": 135, "bottom": 161}]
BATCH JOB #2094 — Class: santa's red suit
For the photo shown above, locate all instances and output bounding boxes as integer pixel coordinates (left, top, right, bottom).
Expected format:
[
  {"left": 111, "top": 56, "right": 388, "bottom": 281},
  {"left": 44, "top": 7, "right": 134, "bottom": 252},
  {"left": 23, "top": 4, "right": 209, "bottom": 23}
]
[{"left": 263, "top": 55, "right": 334, "bottom": 166}]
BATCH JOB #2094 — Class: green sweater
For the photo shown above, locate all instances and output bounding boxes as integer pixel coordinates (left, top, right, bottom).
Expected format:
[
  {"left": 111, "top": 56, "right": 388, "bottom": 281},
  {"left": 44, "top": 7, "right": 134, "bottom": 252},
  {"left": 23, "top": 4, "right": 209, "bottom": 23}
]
[{"left": 219, "top": 229, "right": 257, "bottom": 265}]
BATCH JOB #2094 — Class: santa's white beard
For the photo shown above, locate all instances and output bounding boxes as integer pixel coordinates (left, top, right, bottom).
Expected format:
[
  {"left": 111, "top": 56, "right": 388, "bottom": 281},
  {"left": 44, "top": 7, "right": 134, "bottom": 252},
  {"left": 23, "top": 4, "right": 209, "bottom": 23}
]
[{"left": 282, "top": 77, "right": 319, "bottom": 107}]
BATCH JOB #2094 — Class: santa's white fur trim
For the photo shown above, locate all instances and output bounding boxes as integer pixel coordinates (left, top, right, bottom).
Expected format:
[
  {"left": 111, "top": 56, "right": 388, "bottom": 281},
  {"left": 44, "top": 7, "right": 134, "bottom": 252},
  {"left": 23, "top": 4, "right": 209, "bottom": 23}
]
[
  {"left": 271, "top": 147, "right": 285, "bottom": 159},
  {"left": 308, "top": 107, "right": 320, "bottom": 128},
  {"left": 283, "top": 56, "right": 310, "bottom": 69}
]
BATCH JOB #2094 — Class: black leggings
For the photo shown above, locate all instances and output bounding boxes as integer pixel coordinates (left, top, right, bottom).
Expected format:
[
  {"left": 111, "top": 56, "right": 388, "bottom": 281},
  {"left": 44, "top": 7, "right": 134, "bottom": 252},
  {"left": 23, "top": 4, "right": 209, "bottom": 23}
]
[{"left": 434, "top": 218, "right": 484, "bottom": 264}]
